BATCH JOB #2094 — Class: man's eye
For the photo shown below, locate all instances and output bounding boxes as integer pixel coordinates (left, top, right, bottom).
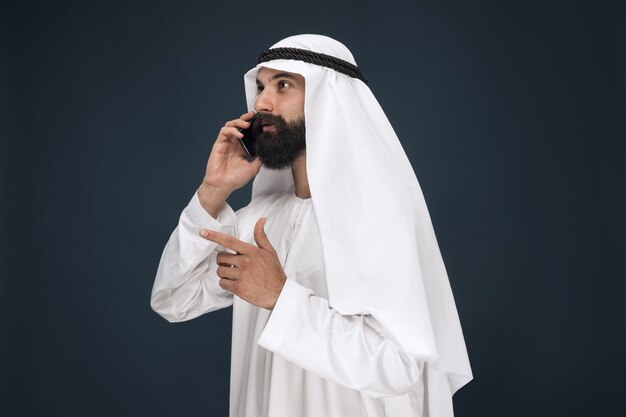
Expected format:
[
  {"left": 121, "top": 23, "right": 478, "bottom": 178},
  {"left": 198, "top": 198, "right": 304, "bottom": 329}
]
[
  {"left": 256, "top": 86, "right": 264, "bottom": 95},
  {"left": 278, "top": 80, "right": 291, "bottom": 89}
]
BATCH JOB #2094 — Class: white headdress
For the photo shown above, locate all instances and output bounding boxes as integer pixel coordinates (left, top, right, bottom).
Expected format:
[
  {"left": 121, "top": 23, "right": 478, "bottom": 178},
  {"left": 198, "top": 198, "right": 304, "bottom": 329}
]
[{"left": 244, "top": 34, "right": 472, "bottom": 413}]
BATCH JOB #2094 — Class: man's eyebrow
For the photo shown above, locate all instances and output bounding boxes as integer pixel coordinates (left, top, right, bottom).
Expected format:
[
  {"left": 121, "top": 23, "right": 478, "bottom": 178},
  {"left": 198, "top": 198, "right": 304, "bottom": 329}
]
[
  {"left": 256, "top": 72, "right": 300, "bottom": 85},
  {"left": 270, "top": 72, "right": 299, "bottom": 81}
]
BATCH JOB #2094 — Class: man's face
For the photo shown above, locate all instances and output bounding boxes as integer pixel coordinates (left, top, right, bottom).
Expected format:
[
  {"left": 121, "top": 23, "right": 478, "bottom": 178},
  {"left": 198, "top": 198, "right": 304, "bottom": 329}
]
[{"left": 252, "top": 67, "right": 306, "bottom": 170}]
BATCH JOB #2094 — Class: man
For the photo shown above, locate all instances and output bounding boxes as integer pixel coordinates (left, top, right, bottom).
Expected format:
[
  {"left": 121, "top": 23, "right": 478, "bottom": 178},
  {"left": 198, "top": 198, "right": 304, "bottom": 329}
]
[{"left": 151, "top": 34, "right": 472, "bottom": 417}]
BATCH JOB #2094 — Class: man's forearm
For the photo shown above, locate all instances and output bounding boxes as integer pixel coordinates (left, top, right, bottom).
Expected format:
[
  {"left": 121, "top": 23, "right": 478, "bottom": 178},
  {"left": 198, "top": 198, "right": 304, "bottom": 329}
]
[
  {"left": 257, "top": 279, "right": 422, "bottom": 397},
  {"left": 151, "top": 191, "right": 235, "bottom": 322}
]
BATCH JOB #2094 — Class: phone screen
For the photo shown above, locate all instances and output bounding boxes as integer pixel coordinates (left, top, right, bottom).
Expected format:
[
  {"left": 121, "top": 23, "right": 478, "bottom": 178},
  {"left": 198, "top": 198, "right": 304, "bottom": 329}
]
[{"left": 239, "top": 113, "right": 259, "bottom": 161}]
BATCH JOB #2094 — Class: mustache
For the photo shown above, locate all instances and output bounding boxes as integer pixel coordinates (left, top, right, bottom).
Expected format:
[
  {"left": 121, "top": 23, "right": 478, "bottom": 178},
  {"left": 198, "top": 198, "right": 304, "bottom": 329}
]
[{"left": 252, "top": 113, "right": 290, "bottom": 134}]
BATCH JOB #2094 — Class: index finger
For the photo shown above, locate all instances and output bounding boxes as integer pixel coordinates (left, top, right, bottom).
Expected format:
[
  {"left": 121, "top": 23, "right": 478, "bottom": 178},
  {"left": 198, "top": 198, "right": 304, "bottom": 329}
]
[
  {"left": 225, "top": 112, "right": 257, "bottom": 129},
  {"left": 240, "top": 111, "right": 256, "bottom": 121},
  {"left": 199, "top": 229, "right": 254, "bottom": 254}
]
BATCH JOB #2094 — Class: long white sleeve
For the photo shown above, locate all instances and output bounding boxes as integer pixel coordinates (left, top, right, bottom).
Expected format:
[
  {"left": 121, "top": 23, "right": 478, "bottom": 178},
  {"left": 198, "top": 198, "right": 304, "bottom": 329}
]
[
  {"left": 256, "top": 279, "right": 423, "bottom": 398},
  {"left": 151, "top": 191, "right": 237, "bottom": 322}
]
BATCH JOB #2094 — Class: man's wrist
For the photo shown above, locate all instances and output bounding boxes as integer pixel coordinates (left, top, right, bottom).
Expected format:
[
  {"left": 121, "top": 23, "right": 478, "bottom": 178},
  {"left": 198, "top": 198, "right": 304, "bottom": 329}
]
[{"left": 198, "top": 182, "right": 231, "bottom": 218}]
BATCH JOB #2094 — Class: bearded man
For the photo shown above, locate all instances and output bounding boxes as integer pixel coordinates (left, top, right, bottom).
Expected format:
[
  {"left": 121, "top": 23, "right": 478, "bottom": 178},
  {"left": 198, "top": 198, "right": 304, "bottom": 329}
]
[{"left": 151, "top": 34, "right": 472, "bottom": 417}]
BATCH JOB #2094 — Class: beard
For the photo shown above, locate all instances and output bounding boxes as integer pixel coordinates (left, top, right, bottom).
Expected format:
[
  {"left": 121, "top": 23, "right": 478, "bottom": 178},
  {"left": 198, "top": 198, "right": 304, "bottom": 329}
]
[{"left": 252, "top": 112, "right": 306, "bottom": 170}]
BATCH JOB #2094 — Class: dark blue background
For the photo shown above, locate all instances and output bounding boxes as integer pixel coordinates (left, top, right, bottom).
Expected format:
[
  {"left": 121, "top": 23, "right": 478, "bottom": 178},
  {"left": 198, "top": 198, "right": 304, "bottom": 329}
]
[{"left": 2, "top": 1, "right": 624, "bottom": 416}]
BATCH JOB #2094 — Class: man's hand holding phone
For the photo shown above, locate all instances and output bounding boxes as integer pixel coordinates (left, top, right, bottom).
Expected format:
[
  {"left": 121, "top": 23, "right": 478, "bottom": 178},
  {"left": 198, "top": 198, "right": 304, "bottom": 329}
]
[{"left": 199, "top": 111, "right": 262, "bottom": 218}]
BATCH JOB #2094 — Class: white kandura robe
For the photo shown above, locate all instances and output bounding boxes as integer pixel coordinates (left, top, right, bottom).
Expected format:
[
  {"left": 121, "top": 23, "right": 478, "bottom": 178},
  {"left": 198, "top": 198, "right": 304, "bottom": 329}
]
[{"left": 151, "top": 188, "right": 425, "bottom": 417}]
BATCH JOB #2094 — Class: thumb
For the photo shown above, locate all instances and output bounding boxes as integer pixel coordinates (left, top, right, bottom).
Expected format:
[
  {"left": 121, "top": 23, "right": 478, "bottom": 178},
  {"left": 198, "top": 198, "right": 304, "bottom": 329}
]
[{"left": 254, "top": 217, "right": 275, "bottom": 253}]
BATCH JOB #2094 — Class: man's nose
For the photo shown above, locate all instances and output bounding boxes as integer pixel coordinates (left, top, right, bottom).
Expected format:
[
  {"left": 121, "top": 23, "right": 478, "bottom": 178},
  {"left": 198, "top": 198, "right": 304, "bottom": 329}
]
[{"left": 254, "top": 90, "right": 273, "bottom": 113}]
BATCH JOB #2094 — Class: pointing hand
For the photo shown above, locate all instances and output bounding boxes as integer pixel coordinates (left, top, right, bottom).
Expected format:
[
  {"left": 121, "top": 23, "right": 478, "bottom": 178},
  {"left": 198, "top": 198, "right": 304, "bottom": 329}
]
[{"left": 199, "top": 217, "right": 286, "bottom": 310}]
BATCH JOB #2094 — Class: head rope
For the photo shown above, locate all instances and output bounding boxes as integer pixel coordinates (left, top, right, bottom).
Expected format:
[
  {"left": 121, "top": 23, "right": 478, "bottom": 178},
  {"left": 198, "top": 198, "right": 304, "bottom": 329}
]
[{"left": 257, "top": 47, "right": 368, "bottom": 84}]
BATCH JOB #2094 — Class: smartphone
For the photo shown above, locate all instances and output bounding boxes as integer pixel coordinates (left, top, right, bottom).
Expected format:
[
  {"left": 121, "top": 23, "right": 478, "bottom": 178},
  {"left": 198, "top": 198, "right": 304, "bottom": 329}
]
[{"left": 239, "top": 113, "right": 259, "bottom": 161}]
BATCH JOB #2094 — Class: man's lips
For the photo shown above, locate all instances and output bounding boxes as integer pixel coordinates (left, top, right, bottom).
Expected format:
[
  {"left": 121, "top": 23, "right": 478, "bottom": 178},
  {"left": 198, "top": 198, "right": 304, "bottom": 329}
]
[{"left": 262, "top": 124, "right": 276, "bottom": 133}]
